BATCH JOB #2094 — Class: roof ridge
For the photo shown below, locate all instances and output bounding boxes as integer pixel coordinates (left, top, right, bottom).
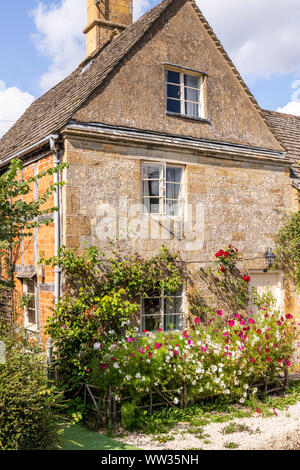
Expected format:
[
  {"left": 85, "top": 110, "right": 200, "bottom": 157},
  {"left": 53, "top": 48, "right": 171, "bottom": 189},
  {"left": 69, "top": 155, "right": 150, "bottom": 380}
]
[
  {"left": 188, "top": 0, "right": 284, "bottom": 151},
  {"left": 0, "top": 0, "right": 181, "bottom": 162}
]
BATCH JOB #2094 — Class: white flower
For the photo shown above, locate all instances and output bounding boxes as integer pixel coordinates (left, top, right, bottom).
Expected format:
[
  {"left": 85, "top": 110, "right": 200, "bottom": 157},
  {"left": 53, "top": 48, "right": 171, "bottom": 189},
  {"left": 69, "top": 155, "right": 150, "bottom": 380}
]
[
  {"left": 244, "top": 384, "right": 249, "bottom": 389},
  {"left": 125, "top": 375, "right": 130, "bottom": 381},
  {"left": 135, "top": 373, "right": 141, "bottom": 378},
  {"left": 240, "top": 398, "right": 245, "bottom": 403},
  {"left": 93, "top": 343, "right": 101, "bottom": 350},
  {"left": 173, "top": 397, "right": 179, "bottom": 405},
  {"left": 113, "top": 363, "right": 119, "bottom": 369}
]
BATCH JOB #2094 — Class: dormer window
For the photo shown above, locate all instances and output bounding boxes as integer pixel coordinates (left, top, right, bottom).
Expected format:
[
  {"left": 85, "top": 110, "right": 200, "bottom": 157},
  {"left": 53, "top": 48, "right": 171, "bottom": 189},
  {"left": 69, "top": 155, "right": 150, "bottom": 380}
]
[{"left": 165, "top": 66, "right": 206, "bottom": 119}]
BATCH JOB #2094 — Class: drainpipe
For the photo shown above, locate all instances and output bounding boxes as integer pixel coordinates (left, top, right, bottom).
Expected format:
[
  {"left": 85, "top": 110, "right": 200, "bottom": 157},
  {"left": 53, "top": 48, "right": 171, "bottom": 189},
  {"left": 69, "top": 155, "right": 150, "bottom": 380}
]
[
  {"left": 47, "top": 135, "right": 60, "bottom": 378},
  {"left": 49, "top": 135, "right": 61, "bottom": 305}
]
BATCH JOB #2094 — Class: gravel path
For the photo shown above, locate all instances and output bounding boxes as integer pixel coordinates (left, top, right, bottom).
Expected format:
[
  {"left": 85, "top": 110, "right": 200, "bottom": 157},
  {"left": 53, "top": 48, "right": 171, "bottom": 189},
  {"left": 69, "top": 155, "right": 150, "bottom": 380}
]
[{"left": 120, "top": 402, "right": 300, "bottom": 450}]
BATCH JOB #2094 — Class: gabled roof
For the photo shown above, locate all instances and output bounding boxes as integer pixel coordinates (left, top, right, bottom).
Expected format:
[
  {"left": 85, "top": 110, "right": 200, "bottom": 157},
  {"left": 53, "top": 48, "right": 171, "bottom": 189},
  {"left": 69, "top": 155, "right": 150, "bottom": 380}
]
[
  {"left": 264, "top": 109, "right": 300, "bottom": 181},
  {"left": 0, "top": 0, "right": 283, "bottom": 164},
  {"left": 0, "top": 0, "right": 178, "bottom": 163}
]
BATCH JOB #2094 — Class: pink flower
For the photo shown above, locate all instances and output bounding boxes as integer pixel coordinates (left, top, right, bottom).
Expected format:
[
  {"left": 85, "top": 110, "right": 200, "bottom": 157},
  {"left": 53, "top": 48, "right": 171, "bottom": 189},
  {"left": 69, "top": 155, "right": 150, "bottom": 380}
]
[
  {"left": 285, "top": 359, "right": 292, "bottom": 367},
  {"left": 266, "top": 356, "right": 271, "bottom": 363},
  {"left": 248, "top": 318, "right": 255, "bottom": 324},
  {"left": 155, "top": 342, "right": 162, "bottom": 349},
  {"left": 158, "top": 328, "right": 162, "bottom": 332},
  {"left": 223, "top": 332, "right": 229, "bottom": 337},
  {"left": 194, "top": 318, "right": 201, "bottom": 324},
  {"left": 148, "top": 352, "right": 153, "bottom": 358},
  {"left": 235, "top": 314, "right": 241, "bottom": 319},
  {"left": 130, "top": 353, "right": 135, "bottom": 357},
  {"left": 285, "top": 314, "right": 293, "bottom": 320},
  {"left": 216, "top": 310, "right": 223, "bottom": 317},
  {"left": 278, "top": 358, "right": 283, "bottom": 363},
  {"left": 228, "top": 320, "right": 235, "bottom": 327},
  {"left": 201, "top": 346, "right": 207, "bottom": 352}
]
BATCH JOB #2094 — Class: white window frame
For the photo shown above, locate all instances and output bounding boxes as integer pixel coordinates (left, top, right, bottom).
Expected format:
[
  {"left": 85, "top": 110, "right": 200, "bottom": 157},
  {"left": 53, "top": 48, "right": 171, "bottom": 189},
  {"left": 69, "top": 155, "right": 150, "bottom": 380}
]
[
  {"left": 141, "top": 161, "right": 185, "bottom": 218},
  {"left": 165, "top": 68, "right": 205, "bottom": 119},
  {"left": 141, "top": 286, "right": 185, "bottom": 333},
  {"left": 23, "top": 279, "right": 38, "bottom": 332}
]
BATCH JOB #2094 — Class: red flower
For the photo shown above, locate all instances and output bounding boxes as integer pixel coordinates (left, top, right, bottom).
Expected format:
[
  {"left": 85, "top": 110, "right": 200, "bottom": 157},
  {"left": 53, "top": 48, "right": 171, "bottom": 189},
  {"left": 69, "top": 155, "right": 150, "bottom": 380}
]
[
  {"left": 243, "top": 275, "right": 251, "bottom": 282},
  {"left": 224, "top": 251, "right": 229, "bottom": 258},
  {"left": 221, "top": 266, "right": 226, "bottom": 272},
  {"left": 256, "top": 408, "right": 261, "bottom": 414},
  {"left": 86, "top": 368, "right": 90, "bottom": 373},
  {"left": 100, "top": 364, "right": 109, "bottom": 369},
  {"left": 250, "top": 357, "right": 255, "bottom": 363},
  {"left": 158, "top": 328, "right": 162, "bottom": 332},
  {"left": 273, "top": 408, "right": 278, "bottom": 416},
  {"left": 256, "top": 329, "right": 262, "bottom": 335},
  {"left": 143, "top": 329, "right": 147, "bottom": 333}
]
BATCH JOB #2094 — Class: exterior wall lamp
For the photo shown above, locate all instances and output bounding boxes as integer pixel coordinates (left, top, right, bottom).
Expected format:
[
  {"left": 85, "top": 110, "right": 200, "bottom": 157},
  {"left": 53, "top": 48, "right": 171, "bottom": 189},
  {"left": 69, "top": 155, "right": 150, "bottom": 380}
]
[{"left": 264, "top": 248, "right": 276, "bottom": 271}]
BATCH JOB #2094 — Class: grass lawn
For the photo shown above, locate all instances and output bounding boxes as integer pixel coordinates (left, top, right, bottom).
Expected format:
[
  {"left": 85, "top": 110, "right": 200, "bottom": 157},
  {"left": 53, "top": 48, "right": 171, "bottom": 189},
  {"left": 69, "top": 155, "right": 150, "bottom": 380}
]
[{"left": 59, "top": 424, "right": 140, "bottom": 451}]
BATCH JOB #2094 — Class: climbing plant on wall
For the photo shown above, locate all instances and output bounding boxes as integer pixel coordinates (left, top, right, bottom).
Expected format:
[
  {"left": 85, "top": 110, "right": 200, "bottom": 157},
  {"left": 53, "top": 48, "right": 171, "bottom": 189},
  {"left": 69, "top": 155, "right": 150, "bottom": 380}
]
[{"left": 273, "top": 211, "right": 300, "bottom": 289}]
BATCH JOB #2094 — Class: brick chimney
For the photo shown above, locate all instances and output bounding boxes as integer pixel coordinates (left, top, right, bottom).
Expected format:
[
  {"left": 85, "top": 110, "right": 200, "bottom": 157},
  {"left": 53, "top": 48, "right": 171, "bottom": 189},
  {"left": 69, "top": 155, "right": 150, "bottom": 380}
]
[{"left": 84, "top": 0, "right": 133, "bottom": 57}]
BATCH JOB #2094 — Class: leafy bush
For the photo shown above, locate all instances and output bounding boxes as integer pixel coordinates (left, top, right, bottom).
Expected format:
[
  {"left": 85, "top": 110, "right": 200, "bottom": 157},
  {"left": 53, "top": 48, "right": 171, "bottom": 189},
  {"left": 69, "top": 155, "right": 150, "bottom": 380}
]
[
  {"left": 0, "top": 324, "right": 63, "bottom": 450},
  {"left": 44, "top": 244, "right": 183, "bottom": 389},
  {"left": 273, "top": 211, "right": 300, "bottom": 288}
]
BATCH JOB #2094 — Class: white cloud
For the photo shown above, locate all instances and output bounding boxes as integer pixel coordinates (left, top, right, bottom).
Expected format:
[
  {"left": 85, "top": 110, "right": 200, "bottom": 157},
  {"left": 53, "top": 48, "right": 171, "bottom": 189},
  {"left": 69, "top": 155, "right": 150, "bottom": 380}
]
[
  {"left": 197, "top": 0, "right": 300, "bottom": 80},
  {"left": 30, "top": 0, "right": 86, "bottom": 92},
  {"left": 0, "top": 81, "right": 34, "bottom": 138},
  {"left": 30, "top": 0, "right": 149, "bottom": 93},
  {"left": 277, "top": 102, "right": 300, "bottom": 116},
  {"left": 133, "top": 0, "right": 152, "bottom": 20}
]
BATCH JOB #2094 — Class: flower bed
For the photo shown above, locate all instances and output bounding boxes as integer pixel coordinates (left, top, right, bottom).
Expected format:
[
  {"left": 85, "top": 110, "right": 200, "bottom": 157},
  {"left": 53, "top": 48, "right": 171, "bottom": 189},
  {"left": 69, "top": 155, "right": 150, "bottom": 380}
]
[{"left": 85, "top": 305, "right": 296, "bottom": 410}]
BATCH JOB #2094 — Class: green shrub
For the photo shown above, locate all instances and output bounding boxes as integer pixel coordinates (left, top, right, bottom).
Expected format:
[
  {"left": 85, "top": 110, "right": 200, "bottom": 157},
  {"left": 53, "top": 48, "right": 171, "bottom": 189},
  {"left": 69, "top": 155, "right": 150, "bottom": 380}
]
[
  {"left": 0, "top": 324, "right": 63, "bottom": 450},
  {"left": 121, "top": 401, "right": 137, "bottom": 430}
]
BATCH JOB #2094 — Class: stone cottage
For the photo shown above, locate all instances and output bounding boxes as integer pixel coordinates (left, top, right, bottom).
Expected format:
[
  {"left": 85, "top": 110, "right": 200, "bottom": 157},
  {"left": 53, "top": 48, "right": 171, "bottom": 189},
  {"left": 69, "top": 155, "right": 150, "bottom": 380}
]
[{"left": 0, "top": 0, "right": 299, "bottom": 340}]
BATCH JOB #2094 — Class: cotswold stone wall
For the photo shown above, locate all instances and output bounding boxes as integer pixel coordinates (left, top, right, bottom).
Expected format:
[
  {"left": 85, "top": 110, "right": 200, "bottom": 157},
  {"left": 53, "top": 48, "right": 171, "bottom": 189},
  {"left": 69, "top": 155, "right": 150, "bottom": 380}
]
[{"left": 63, "top": 136, "right": 299, "bottom": 317}]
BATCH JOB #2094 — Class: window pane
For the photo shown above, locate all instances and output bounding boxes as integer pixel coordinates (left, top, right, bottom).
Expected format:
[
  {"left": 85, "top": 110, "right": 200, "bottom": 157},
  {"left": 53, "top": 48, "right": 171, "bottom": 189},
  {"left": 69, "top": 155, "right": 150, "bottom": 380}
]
[
  {"left": 166, "top": 183, "right": 181, "bottom": 199},
  {"left": 167, "top": 84, "right": 181, "bottom": 99},
  {"left": 166, "top": 70, "right": 180, "bottom": 84},
  {"left": 143, "top": 198, "right": 160, "bottom": 214},
  {"left": 166, "top": 199, "right": 183, "bottom": 216},
  {"left": 27, "top": 281, "right": 35, "bottom": 294},
  {"left": 185, "top": 101, "right": 199, "bottom": 117},
  {"left": 143, "top": 180, "right": 159, "bottom": 197},
  {"left": 164, "top": 314, "right": 183, "bottom": 331},
  {"left": 142, "top": 165, "right": 160, "bottom": 180},
  {"left": 142, "top": 315, "right": 161, "bottom": 332},
  {"left": 28, "top": 309, "right": 36, "bottom": 325},
  {"left": 142, "top": 297, "right": 161, "bottom": 315},
  {"left": 165, "top": 295, "right": 183, "bottom": 315},
  {"left": 184, "top": 74, "right": 200, "bottom": 88},
  {"left": 167, "top": 99, "right": 181, "bottom": 114},
  {"left": 166, "top": 167, "right": 182, "bottom": 183},
  {"left": 184, "top": 87, "right": 200, "bottom": 102}
]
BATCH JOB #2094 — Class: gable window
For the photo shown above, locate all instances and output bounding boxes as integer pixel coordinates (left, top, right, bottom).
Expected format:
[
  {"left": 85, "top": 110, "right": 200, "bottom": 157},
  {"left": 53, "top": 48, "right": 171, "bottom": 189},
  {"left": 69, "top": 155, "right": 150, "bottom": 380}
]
[
  {"left": 141, "top": 286, "right": 184, "bottom": 332},
  {"left": 23, "top": 279, "right": 37, "bottom": 331},
  {"left": 142, "top": 162, "right": 184, "bottom": 217},
  {"left": 165, "top": 68, "right": 205, "bottom": 119}
]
